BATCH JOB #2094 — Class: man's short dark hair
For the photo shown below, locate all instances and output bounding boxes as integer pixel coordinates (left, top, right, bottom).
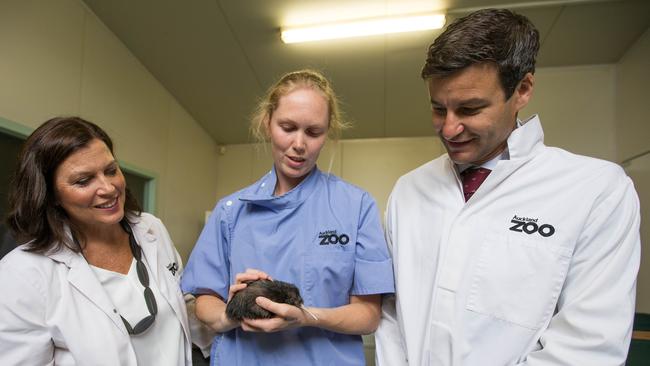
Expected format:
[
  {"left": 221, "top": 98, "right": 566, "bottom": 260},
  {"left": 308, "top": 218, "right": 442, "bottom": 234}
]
[{"left": 422, "top": 8, "right": 540, "bottom": 99}]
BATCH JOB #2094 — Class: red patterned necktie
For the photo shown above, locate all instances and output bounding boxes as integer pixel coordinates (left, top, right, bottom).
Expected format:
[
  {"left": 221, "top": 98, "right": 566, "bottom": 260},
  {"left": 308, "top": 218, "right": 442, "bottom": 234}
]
[{"left": 461, "top": 167, "right": 491, "bottom": 202}]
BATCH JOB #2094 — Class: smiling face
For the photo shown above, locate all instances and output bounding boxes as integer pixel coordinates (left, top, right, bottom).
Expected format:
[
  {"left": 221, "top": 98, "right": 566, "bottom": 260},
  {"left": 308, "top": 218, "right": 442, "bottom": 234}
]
[
  {"left": 427, "top": 63, "right": 533, "bottom": 166},
  {"left": 268, "top": 87, "right": 329, "bottom": 195},
  {"left": 54, "top": 138, "right": 126, "bottom": 233}
]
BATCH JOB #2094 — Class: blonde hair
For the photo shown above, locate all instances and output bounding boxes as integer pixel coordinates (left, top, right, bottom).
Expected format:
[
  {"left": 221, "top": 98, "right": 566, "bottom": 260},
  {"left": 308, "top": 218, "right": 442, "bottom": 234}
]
[{"left": 250, "top": 69, "right": 349, "bottom": 142}]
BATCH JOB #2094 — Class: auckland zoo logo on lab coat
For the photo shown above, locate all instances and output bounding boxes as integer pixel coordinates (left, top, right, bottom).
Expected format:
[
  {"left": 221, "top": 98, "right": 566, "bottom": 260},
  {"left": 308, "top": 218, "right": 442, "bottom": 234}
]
[
  {"left": 318, "top": 230, "right": 350, "bottom": 245},
  {"left": 509, "top": 215, "right": 556, "bottom": 237},
  {"left": 166, "top": 262, "right": 179, "bottom": 275}
]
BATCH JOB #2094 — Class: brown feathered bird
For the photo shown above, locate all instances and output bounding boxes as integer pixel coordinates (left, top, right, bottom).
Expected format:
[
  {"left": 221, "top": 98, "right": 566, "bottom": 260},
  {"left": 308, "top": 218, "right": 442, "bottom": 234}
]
[{"left": 225, "top": 279, "right": 305, "bottom": 321}]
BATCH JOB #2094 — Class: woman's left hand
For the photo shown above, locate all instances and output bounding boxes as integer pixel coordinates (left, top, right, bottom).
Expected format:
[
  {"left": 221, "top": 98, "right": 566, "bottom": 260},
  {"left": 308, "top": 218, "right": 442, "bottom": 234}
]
[{"left": 239, "top": 297, "right": 314, "bottom": 332}]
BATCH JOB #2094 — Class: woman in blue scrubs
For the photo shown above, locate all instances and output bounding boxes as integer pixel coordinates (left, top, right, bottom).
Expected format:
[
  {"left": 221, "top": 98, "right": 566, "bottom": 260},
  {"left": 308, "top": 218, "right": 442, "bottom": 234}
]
[{"left": 181, "top": 69, "right": 394, "bottom": 365}]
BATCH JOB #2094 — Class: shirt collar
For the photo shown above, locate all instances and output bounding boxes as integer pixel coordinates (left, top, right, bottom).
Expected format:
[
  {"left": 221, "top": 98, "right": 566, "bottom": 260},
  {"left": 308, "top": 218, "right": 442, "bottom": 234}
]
[
  {"left": 239, "top": 166, "right": 321, "bottom": 209},
  {"left": 456, "top": 118, "right": 531, "bottom": 173}
]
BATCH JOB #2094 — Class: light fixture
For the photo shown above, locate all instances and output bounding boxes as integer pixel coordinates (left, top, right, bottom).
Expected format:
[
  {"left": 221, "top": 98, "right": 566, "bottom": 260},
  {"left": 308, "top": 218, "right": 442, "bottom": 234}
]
[{"left": 281, "top": 13, "right": 446, "bottom": 44}]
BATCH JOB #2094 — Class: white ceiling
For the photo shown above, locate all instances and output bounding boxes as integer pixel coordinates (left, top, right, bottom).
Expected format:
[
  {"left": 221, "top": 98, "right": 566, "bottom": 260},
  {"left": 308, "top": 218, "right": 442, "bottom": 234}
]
[{"left": 81, "top": 0, "right": 650, "bottom": 145}]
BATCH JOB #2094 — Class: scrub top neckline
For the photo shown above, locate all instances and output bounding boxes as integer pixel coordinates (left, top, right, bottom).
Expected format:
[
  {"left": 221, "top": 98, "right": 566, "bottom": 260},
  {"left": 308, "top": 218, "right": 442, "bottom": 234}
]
[{"left": 239, "top": 166, "right": 321, "bottom": 209}]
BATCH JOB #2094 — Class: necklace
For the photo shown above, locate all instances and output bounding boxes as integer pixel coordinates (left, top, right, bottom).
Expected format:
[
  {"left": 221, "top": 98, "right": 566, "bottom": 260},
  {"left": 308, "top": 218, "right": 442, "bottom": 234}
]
[{"left": 118, "top": 220, "right": 158, "bottom": 335}]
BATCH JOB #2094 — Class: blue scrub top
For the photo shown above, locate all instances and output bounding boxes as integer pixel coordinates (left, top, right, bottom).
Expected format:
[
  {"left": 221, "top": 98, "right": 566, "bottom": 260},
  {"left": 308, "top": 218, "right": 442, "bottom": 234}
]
[{"left": 182, "top": 167, "right": 395, "bottom": 366}]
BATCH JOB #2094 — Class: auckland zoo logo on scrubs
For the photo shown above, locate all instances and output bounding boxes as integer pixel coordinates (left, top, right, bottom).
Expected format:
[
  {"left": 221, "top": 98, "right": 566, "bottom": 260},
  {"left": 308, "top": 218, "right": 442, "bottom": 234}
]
[
  {"left": 318, "top": 230, "right": 350, "bottom": 245},
  {"left": 509, "top": 215, "right": 555, "bottom": 237}
]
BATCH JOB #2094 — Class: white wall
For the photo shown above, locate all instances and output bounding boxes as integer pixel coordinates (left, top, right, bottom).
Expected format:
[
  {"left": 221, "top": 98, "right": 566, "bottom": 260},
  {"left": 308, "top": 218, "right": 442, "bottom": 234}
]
[
  {"left": 616, "top": 28, "right": 650, "bottom": 313},
  {"left": 522, "top": 65, "right": 617, "bottom": 161},
  {"left": 0, "top": 0, "right": 219, "bottom": 261}
]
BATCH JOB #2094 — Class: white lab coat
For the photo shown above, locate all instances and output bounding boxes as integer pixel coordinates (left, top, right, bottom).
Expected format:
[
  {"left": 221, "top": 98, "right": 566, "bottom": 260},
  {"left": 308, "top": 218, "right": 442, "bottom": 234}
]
[
  {"left": 0, "top": 213, "right": 195, "bottom": 365},
  {"left": 375, "top": 115, "right": 641, "bottom": 366}
]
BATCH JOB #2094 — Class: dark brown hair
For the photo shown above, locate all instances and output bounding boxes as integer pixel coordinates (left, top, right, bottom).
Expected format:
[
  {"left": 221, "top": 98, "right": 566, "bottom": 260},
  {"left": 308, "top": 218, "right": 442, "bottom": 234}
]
[
  {"left": 5, "top": 116, "right": 141, "bottom": 254},
  {"left": 422, "top": 8, "right": 540, "bottom": 99}
]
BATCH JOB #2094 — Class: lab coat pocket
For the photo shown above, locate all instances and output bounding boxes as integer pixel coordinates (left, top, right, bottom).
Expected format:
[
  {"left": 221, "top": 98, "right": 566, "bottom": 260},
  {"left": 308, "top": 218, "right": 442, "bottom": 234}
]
[
  {"left": 466, "top": 234, "right": 572, "bottom": 330},
  {"left": 302, "top": 251, "right": 354, "bottom": 307}
]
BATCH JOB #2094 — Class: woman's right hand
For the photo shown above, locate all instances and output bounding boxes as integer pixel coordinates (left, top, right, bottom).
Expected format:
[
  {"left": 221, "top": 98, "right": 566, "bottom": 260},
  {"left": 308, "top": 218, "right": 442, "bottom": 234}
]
[
  {"left": 228, "top": 268, "right": 272, "bottom": 303},
  {"left": 195, "top": 294, "right": 237, "bottom": 333},
  {"left": 196, "top": 268, "right": 272, "bottom": 332},
  {"left": 219, "top": 268, "right": 272, "bottom": 329}
]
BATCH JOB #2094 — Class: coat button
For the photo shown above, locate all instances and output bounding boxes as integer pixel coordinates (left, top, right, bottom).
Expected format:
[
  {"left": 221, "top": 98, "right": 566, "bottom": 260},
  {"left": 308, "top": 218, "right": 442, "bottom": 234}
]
[{"left": 226, "top": 200, "right": 233, "bottom": 206}]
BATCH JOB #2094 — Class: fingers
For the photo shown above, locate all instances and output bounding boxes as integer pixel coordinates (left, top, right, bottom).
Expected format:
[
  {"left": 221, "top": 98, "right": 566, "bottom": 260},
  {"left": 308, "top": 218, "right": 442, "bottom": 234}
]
[
  {"left": 230, "top": 283, "right": 247, "bottom": 292},
  {"left": 240, "top": 317, "right": 293, "bottom": 333},
  {"left": 227, "top": 282, "right": 248, "bottom": 302},
  {"left": 240, "top": 322, "right": 261, "bottom": 332},
  {"left": 255, "top": 296, "right": 275, "bottom": 310},
  {"left": 237, "top": 298, "right": 303, "bottom": 333},
  {"left": 228, "top": 269, "right": 272, "bottom": 303},
  {"left": 256, "top": 297, "right": 301, "bottom": 322},
  {"left": 234, "top": 268, "right": 272, "bottom": 284}
]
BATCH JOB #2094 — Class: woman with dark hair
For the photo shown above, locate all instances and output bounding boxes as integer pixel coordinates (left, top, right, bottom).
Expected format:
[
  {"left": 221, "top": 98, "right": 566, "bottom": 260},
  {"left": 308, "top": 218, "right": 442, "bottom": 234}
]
[{"left": 0, "top": 117, "right": 194, "bottom": 365}]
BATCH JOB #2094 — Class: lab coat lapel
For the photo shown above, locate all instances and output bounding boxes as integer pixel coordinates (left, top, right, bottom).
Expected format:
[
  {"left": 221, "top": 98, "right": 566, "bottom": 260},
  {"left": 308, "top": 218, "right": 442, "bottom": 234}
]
[
  {"left": 462, "top": 115, "right": 545, "bottom": 203},
  {"left": 134, "top": 225, "right": 159, "bottom": 283},
  {"left": 135, "top": 221, "right": 191, "bottom": 342},
  {"left": 48, "top": 248, "right": 128, "bottom": 334}
]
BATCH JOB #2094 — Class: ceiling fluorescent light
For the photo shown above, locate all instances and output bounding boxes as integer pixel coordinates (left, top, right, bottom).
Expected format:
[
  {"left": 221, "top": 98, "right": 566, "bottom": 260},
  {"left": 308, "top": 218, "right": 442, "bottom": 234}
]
[{"left": 281, "top": 13, "right": 446, "bottom": 44}]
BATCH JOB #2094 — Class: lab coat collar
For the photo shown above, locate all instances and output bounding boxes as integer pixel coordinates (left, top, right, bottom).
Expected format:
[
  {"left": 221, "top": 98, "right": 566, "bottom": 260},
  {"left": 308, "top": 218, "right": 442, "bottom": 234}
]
[
  {"left": 45, "top": 216, "right": 182, "bottom": 337},
  {"left": 130, "top": 215, "right": 192, "bottom": 345},
  {"left": 239, "top": 166, "right": 320, "bottom": 209},
  {"left": 46, "top": 216, "right": 160, "bottom": 281},
  {"left": 129, "top": 216, "right": 159, "bottom": 283},
  {"left": 47, "top": 239, "right": 130, "bottom": 334},
  {"left": 447, "top": 114, "right": 545, "bottom": 203},
  {"left": 506, "top": 114, "right": 544, "bottom": 161},
  {"left": 455, "top": 115, "right": 543, "bottom": 172}
]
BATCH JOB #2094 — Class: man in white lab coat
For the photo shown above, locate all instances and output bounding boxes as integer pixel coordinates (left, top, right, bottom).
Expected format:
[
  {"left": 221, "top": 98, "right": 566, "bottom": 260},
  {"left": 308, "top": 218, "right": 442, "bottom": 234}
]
[{"left": 375, "top": 8, "right": 641, "bottom": 366}]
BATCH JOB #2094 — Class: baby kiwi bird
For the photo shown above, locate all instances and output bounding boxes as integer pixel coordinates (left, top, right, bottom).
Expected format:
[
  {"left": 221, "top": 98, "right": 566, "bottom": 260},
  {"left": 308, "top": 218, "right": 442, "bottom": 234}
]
[{"left": 226, "top": 279, "right": 317, "bottom": 321}]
